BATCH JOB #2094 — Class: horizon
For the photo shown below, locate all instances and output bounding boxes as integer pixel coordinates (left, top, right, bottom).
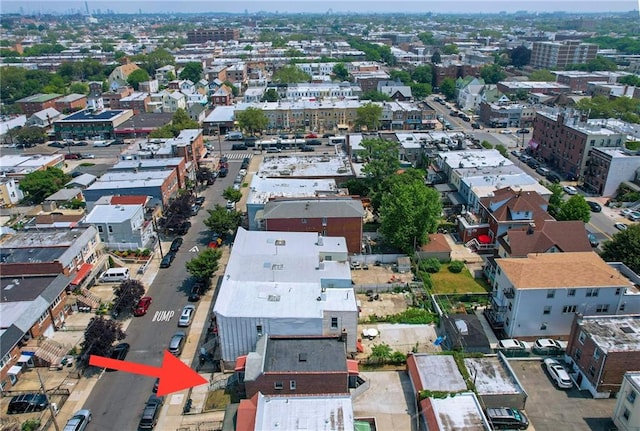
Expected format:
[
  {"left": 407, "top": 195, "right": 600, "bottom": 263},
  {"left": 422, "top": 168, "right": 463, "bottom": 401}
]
[{"left": 2, "top": 1, "right": 639, "bottom": 15}]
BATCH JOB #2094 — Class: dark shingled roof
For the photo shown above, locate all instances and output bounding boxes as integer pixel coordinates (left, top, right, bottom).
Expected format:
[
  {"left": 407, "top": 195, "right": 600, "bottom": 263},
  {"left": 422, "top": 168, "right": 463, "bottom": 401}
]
[
  {"left": 264, "top": 336, "right": 347, "bottom": 373},
  {"left": 498, "top": 220, "right": 593, "bottom": 257}
]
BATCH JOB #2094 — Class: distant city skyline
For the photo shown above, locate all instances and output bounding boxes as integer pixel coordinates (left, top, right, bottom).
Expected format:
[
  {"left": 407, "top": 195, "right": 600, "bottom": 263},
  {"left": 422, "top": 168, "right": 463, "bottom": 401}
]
[{"left": 2, "top": 0, "right": 638, "bottom": 15}]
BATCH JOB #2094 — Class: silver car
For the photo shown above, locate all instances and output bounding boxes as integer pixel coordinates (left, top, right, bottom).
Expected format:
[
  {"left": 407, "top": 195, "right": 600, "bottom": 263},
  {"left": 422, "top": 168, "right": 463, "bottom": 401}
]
[
  {"left": 168, "top": 331, "right": 186, "bottom": 356},
  {"left": 63, "top": 409, "right": 92, "bottom": 431},
  {"left": 544, "top": 358, "right": 573, "bottom": 389},
  {"left": 178, "top": 305, "right": 196, "bottom": 327}
]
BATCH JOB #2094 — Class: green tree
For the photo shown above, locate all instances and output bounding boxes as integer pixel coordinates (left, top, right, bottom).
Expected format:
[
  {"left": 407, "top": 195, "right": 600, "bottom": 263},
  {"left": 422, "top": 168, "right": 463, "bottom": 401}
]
[
  {"left": 112, "top": 279, "right": 145, "bottom": 317},
  {"left": 411, "top": 65, "right": 433, "bottom": 84},
  {"left": 361, "top": 90, "right": 391, "bottom": 102},
  {"left": 601, "top": 224, "right": 640, "bottom": 274},
  {"left": 186, "top": 248, "right": 222, "bottom": 281},
  {"left": 379, "top": 176, "right": 442, "bottom": 254},
  {"left": 236, "top": 107, "right": 269, "bottom": 135},
  {"left": 19, "top": 167, "right": 70, "bottom": 204},
  {"left": 261, "top": 88, "right": 280, "bottom": 102},
  {"left": 546, "top": 182, "right": 564, "bottom": 218},
  {"left": 272, "top": 65, "right": 311, "bottom": 84},
  {"left": 619, "top": 75, "right": 640, "bottom": 87},
  {"left": 179, "top": 61, "right": 203, "bottom": 83},
  {"left": 172, "top": 108, "right": 199, "bottom": 129},
  {"left": 139, "top": 47, "right": 175, "bottom": 75},
  {"left": 332, "top": 63, "right": 350, "bottom": 81},
  {"left": 418, "top": 32, "right": 435, "bottom": 45},
  {"left": 442, "top": 44, "right": 459, "bottom": 55},
  {"left": 126, "top": 68, "right": 150, "bottom": 90},
  {"left": 440, "top": 77, "right": 456, "bottom": 100},
  {"left": 360, "top": 138, "right": 400, "bottom": 185},
  {"left": 431, "top": 51, "right": 441, "bottom": 64},
  {"left": 355, "top": 102, "right": 383, "bottom": 131},
  {"left": 556, "top": 195, "right": 591, "bottom": 223},
  {"left": 410, "top": 83, "right": 432, "bottom": 99},
  {"left": 370, "top": 343, "right": 392, "bottom": 363},
  {"left": 389, "top": 69, "right": 411, "bottom": 85},
  {"left": 509, "top": 45, "right": 531, "bottom": 68},
  {"left": 69, "top": 82, "right": 89, "bottom": 95},
  {"left": 204, "top": 204, "right": 242, "bottom": 235},
  {"left": 222, "top": 186, "right": 243, "bottom": 203},
  {"left": 81, "top": 316, "right": 126, "bottom": 361},
  {"left": 480, "top": 64, "right": 506, "bottom": 84},
  {"left": 223, "top": 81, "right": 239, "bottom": 97},
  {"left": 529, "top": 69, "right": 556, "bottom": 81},
  {"left": 9, "top": 126, "right": 47, "bottom": 146}
]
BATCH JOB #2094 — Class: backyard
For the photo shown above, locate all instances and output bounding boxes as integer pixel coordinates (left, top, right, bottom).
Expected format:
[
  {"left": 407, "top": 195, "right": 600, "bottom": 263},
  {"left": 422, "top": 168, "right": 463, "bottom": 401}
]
[{"left": 429, "top": 266, "right": 491, "bottom": 294}]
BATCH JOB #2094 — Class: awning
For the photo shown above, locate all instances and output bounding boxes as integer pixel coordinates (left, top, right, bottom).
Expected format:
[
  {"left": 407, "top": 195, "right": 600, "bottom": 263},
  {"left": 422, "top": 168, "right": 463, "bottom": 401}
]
[
  {"left": 18, "top": 353, "right": 34, "bottom": 363},
  {"left": 8, "top": 365, "right": 22, "bottom": 375},
  {"left": 347, "top": 359, "right": 359, "bottom": 375},
  {"left": 477, "top": 234, "right": 492, "bottom": 244},
  {"left": 235, "top": 355, "right": 247, "bottom": 372},
  {"left": 71, "top": 263, "right": 93, "bottom": 285}
]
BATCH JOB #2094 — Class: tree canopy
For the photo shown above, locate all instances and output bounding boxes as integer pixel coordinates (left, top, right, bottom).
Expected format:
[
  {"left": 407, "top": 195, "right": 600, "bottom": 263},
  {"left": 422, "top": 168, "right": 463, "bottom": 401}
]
[
  {"left": 272, "top": 65, "right": 311, "bottom": 84},
  {"left": 555, "top": 195, "right": 591, "bottom": 223},
  {"left": 509, "top": 46, "right": 531, "bottom": 68},
  {"left": 332, "top": 63, "right": 350, "bottom": 81},
  {"left": 575, "top": 95, "right": 640, "bottom": 124},
  {"left": 236, "top": 107, "right": 269, "bottom": 135},
  {"left": 480, "top": 64, "right": 507, "bottom": 84},
  {"left": 81, "top": 316, "right": 126, "bottom": 361},
  {"left": 601, "top": 224, "right": 640, "bottom": 274},
  {"left": 126, "top": 68, "right": 150, "bottom": 91},
  {"left": 112, "top": 279, "right": 145, "bottom": 317},
  {"left": 204, "top": 204, "right": 242, "bottom": 235},
  {"left": 148, "top": 108, "right": 199, "bottom": 138},
  {"left": 19, "top": 167, "right": 70, "bottom": 204},
  {"left": 355, "top": 103, "right": 383, "bottom": 131},
  {"left": 186, "top": 248, "right": 222, "bottom": 281},
  {"left": 440, "top": 77, "right": 456, "bottom": 100},
  {"left": 179, "top": 62, "right": 203, "bottom": 83},
  {"left": 261, "top": 88, "right": 280, "bottom": 102},
  {"left": 223, "top": 187, "right": 243, "bottom": 203},
  {"left": 529, "top": 69, "right": 556, "bottom": 81},
  {"left": 361, "top": 90, "right": 391, "bottom": 102}
]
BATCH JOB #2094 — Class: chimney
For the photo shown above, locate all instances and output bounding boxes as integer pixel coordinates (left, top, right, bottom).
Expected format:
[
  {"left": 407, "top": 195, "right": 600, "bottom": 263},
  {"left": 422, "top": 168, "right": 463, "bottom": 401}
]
[{"left": 527, "top": 222, "right": 536, "bottom": 235}]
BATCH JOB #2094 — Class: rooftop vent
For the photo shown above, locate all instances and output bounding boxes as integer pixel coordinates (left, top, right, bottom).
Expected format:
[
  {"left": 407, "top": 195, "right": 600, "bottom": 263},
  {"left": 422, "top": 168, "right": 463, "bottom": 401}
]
[
  {"left": 298, "top": 353, "right": 307, "bottom": 362},
  {"left": 274, "top": 239, "right": 286, "bottom": 246},
  {"left": 620, "top": 326, "right": 635, "bottom": 334}
]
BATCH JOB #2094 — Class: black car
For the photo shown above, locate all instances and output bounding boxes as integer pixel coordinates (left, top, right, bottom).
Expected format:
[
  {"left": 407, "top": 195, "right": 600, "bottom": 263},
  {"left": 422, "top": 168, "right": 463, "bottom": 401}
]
[
  {"left": 516, "top": 128, "right": 530, "bottom": 134},
  {"left": 194, "top": 196, "right": 205, "bottom": 206},
  {"left": 188, "top": 281, "right": 206, "bottom": 302},
  {"left": 112, "top": 138, "right": 125, "bottom": 145},
  {"left": 218, "top": 167, "right": 228, "bottom": 178},
  {"left": 106, "top": 343, "right": 130, "bottom": 371},
  {"left": 73, "top": 141, "right": 89, "bottom": 146},
  {"left": 587, "top": 201, "right": 602, "bottom": 212},
  {"left": 322, "top": 133, "right": 335, "bottom": 138},
  {"left": 301, "top": 145, "right": 315, "bottom": 152},
  {"left": 546, "top": 173, "right": 562, "bottom": 183},
  {"left": 138, "top": 395, "right": 164, "bottom": 429},
  {"left": 169, "top": 237, "right": 183, "bottom": 253},
  {"left": 7, "top": 393, "right": 49, "bottom": 414},
  {"left": 48, "top": 141, "right": 65, "bottom": 148},
  {"left": 160, "top": 252, "right": 176, "bottom": 268},
  {"left": 231, "top": 144, "right": 248, "bottom": 150},
  {"left": 306, "top": 139, "right": 322, "bottom": 145}
]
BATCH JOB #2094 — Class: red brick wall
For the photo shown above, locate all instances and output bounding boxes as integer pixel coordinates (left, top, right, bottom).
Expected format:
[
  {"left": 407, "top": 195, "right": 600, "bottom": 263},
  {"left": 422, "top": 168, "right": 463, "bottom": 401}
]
[
  {"left": 0, "top": 344, "right": 23, "bottom": 390},
  {"left": 160, "top": 170, "right": 179, "bottom": 207},
  {"left": 245, "top": 372, "right": 348, "bottom": 398},
  {"left": 265, "top": 216, "right": 362, "bottom": 253},
  {"left": 0, "top": 262, "right": 65, "bottom": 277}
]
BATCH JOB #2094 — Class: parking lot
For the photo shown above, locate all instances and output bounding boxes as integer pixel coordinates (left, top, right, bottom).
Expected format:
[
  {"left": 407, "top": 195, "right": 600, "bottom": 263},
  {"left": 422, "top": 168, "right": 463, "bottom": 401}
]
[{"left": 510, "top": 360, "right": 616, "bottom": 431}]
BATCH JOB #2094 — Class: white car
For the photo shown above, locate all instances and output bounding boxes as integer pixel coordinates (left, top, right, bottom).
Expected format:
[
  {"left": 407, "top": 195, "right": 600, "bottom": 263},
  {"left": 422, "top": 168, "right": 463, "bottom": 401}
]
[
  {"left": 496, "top": 339, "right": 530, "bottom": 356},
  {"left": 621, "top": 208, "right": 634, "bottom": 217},
  {"left": 499, "top": 129, "right": 512, "bottom": 134},
  {"left": 178, "top": 304, "right": 196, "bottom": 327},
  {"left": 543, "top": 358, "right": 573, "bottom": 389},
  {"left": 63, "top": 409, "right": 92, "bottom": 431},
  {"left": 562, "top": 185, "right": 578, "bottom": 195},
  {"left": 628, "top": 211, "right": 640, "bottom": 222},
  {"left": 615, "top": 222, "right": 629, "bottom": 231},
  {"left": 238, "top": 169, "right": 247, "bottom": 177}
]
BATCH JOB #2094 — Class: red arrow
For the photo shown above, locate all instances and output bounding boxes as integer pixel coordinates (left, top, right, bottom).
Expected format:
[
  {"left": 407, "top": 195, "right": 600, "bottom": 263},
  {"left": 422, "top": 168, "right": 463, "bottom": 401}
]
[{"left": 89, "top": 351, "right": 207, "bottom": 396}]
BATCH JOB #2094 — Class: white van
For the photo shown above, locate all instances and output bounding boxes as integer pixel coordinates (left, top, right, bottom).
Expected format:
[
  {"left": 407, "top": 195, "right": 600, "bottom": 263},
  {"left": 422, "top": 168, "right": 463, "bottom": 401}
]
[
  {"left": 93, "top": 140, "right": 111, "bottom": 147},
  {"left": 100, "top": 268, "right": 130, "bottom": 283}
]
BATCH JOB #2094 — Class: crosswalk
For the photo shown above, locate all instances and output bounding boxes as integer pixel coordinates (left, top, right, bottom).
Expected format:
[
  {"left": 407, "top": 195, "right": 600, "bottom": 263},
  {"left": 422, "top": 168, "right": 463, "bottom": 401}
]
[{"left": 223, "top": 152, "right": 254, "bottom": 160}]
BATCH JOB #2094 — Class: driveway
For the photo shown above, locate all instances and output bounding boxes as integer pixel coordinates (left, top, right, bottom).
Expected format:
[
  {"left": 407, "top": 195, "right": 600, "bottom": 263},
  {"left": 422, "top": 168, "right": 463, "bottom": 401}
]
[
  {"left": 510, "top": 360, "right": 616, "bottom": 431},
  {"left": 353, "top": 371, "right": 417, "bottom": 431}
]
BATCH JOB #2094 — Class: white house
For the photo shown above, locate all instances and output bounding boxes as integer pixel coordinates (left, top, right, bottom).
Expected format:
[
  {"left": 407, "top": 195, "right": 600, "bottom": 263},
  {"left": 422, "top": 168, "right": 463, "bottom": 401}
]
[
  {"left": 612, "top": 372, "right": 640, "bottom": 431},
  {"left": 26, "top": 107, "right": 62, "bottom": 128},
  {"left": 487, "top": 252, "right": 640, "bottom": 338},
  {"left": 213, "top": 228, "right": 357, "bottom": 367},
  {"left": 166, "top": 91, "right": 187, "bottom": 112},
  {"left": 84, "top": 203, "right": 154, "bottom": 250}
]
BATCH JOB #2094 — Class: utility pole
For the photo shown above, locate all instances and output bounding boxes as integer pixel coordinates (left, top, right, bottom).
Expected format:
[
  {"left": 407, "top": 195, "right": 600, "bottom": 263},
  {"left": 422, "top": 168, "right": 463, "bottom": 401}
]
[
  {"left": 217, "top": 124, "right": 223, "bottom": 158},
  {"left": 36, "top": 369, "right": 60, "bottom": 431}
]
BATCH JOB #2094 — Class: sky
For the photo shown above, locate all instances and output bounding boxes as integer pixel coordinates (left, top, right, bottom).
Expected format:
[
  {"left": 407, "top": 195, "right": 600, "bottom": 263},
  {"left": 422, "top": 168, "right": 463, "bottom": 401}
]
[{"left": 1, "top": 0, "right": 639, "bottom": 15}]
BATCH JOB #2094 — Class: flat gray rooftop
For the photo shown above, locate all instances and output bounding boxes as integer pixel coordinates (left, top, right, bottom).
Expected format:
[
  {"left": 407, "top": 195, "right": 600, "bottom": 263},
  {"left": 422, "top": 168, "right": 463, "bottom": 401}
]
[
  {"left": 413, "top": 354, "right": 467, "bottom": 392},
  {"left": 464, "top": 357, "right": 523, "bottom": 395},
  {"left": 580, "top": 314, "right": 640, "bottom": 353},
  {"left": 264, "top": 336, "right": 347, "bottom": 373}
]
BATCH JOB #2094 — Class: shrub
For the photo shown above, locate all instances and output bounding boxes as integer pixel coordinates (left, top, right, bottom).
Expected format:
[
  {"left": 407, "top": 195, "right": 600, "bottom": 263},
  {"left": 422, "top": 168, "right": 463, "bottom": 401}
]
[
  {"left": 421, "top": 257, "right": 441, "bottom": 273},
  {"left": 481, "top": 141, "right": 493, "bottom": 149},
  {"left": 448, "top": 260, "right": 465, "bottom": 273}
]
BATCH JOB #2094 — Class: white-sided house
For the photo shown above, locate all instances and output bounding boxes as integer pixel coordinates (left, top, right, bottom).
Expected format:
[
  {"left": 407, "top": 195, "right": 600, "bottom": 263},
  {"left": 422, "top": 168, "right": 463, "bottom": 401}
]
[
  {"left": 26, "top": 107, "right": 62, "bottom": 128},
  {"left": 612, "top": 372, "right": 640, "bottom": 431},
  {"left": 487, "top": 252, "right": 640, "bottom": 338},
  {"left": 84, "top": 203, "right": 154, "bottom": 250},
  {"left": 214, "top": 228, "right": 357, "bottom": 368},
  {"left": 166, "top": 91, "right": 187, "bottom": 113}
]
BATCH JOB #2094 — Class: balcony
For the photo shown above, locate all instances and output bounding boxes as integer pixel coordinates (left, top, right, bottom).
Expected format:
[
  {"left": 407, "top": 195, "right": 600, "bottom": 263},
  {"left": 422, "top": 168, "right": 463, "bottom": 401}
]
[{"left": 503, "top": 287, "right": 515, "bottom": 299}]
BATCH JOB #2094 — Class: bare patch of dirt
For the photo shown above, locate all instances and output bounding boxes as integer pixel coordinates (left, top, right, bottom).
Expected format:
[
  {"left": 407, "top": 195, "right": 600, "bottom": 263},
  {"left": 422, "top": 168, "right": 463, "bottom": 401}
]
[
  {"left": 350, "top": 264, "right": 414, "bottom": 285},
  {"left": 357, "top": 292, "right": 410, "bottom": 321}
]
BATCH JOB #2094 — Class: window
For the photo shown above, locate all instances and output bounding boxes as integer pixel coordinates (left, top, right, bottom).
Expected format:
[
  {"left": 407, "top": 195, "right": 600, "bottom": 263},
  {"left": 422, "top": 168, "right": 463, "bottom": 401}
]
[
  {"left": 38, "top": 312, "right": 48, "bottom": 325},
  {"left": 508, "top": 302, "right": 512, "bottom": 311},
  {"left": 331, "top": 317, "right": 338, "bottom": 329},
  {"left": 578, "top": 331, "right": 586, "bottom": 344},
  {"left": 615, "top": 288, "right": 621, "bottom": 296},
  {"left": 586, "top": 288, "right": 599, "bottom": 297},
  {"left": 274, "top": 382, "right": 283, "bottom": 390},
  {"left": 547, "top": 290, "right": 555, "bottom": 299},
  {"left": 540, "top": 323, "right": 548, "bottom": 330},
  {"left": 0, "top": 352, "right": 12, "bottom": 370},
  {"left": 567, "top": 289, "right": 576, "bottom": 297},
  {"left": 301, "top": 218, "right": 307, "bottom": 224},
  {"left": 627, "top": 391, "right": 636, "bottom": 404},
  {"left": 562, "top": 305, "right": 577, "bottom": 314},
  {"left": 623, "top": 408, "right": 630, "bottom": 421},
  {"left": 97, "top": 225, "right": 103, "bottom": 233},
  {"left": 593, "top": 349, "right": 601, "bottom": 361},
  {"left": 596, "top": 304, "right": 609, "bottom": 313},
  {"left": 588, "top": 365, "right": 596, "bottom": 377},
  {"left": 543, "top": 306, "right": 552, "bottom": 315},
  {"left": 290, "top": 380, "right": 296, "bottom": 390},
  {"left": 256, "top": 325, "right": 263, "bottom": 336},
  {"left": 575, "top": 348, "right": 582, "bottom": 360},
  {"left": 505, "top": 318, "right": 510, "bottom": 327},
  {"left": 108, "top": 225, "right": 113, "bottom": 233}
]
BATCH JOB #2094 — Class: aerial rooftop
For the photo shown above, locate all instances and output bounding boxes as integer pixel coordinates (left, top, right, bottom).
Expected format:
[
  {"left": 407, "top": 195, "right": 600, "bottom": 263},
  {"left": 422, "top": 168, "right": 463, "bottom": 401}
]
[
  {"left": 257, "top": 153, "right": 353, "bottom": 178},
  {"left": 246, "top": 177, "right": 340, "bottom": 205},
  {"left": 578, "top": 314, "right": 640, "bottom": 353},
  {"left": 464, "top": 356, "right": 524, "bottom": 395}
]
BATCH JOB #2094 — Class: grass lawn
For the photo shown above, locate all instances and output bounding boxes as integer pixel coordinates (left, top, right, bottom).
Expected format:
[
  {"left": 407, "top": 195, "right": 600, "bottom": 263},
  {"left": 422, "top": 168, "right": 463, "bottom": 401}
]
[
  {"left": 205, "top": 389, "right": 231, "bottom": 410},
  {"left": 430, "top": 267, "right": 491, "bottom": 294}
]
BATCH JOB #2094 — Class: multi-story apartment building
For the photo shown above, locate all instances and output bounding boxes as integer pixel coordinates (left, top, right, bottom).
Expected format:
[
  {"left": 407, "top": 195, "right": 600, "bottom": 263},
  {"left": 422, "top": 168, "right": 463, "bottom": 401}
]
[
  {"left": 612, "top": 372, "right": 640, "bottom": 430},
  {"left": 53, "top": 108, "right": 134, "bottom": 140},
  {"left": 554, "top": 71, "right": 631, "bottom": 93},
  {"left": 532, "top": 111, "right": 626, "bottom": 181},
  {"left": 530, "top": 41, "right": 598, "bottom": 69},
  {"left": 186, "top": 28, "right": 239, "bottom": 43},
  {"left": 566, "top": 314, "right": 640, "bottom": 398},
  {"left": 582, "top": 147, "right": 640, "bottom": 196},
  {"left": 115, "top": 92, "right": 150, "bottom": 113},
  {"left": 16, "top": 93, "right": 63, "bottom": 117}
]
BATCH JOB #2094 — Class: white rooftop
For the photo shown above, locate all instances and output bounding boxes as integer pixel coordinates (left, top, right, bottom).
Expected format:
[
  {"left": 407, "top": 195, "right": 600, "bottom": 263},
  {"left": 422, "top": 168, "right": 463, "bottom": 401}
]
[
  {"left": 412, "top": 354, "right": 467, "bottom": 392},
  {"left": 464, "top": 357, "right": 523, "bottom": 395},
  {"left": 257, "top": 154, "right": 353, "bottom": 178},
  {"left": 85, "top": 204, "right": 141, "bottom": 224},
  {"left": 254, "top": 392, "right": 354, "bottom": 431},
  {"left": 441, "top": 149, "right": 513, "bottom": 170},
  {"left": 247, "top": 177, "right": 339, "bottom": 205},
  {"left": 427, "top": 392, "right": 490, "bottom": 431},
  {"left": 579, "top": 314, "right": 640, "bottom": 353}
]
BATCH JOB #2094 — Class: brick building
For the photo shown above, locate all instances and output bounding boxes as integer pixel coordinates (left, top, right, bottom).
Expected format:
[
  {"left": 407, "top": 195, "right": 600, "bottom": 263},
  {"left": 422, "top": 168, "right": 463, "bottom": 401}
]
[
  {"left": 530, "top": 41, "right": 598, "bottom": 70},
  {"left": 54, "top": 93, "right": 87, "bottom": 113},
  {"left": 186, "top": 28, "right": 239, "bottom": 43},
  {"left": 565, "top": 314, "right": 640, "bottom": 398},
  {"left": 432, "top": 64, "right": 481, "bottom": 89},
  {"left": 16, "top": 93, "right": 63, "bottom": 117}
]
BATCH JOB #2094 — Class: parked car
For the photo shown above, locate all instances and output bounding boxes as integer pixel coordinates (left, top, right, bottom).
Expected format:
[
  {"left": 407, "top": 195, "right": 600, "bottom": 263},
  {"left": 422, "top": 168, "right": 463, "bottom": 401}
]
[
  {"left": 190, "top": 203, "right": 201, "bottom": 216},
  {"left": 305, "top": 132, "right": 318, "bottom": 139},
  {"left": 532, "top": 338, "right": 565, "bottom": 355},
  {"left": 517, "top": 128, "right": 530, "bottom": 134},
  {"left": 64, "top": 153, "right": 82, "bottom": 160},
  {"left": 587, "top": 233, "right": 599, "bottom": 248},
  {"left": 168, "top": 331, "right": 186, "bottom": 356},
  {"left": 499, "top": 129, "right": 513, "bottom": 134},
  {"left": 138, "top": 394, "right": 164, "bottom": 429},
  {"left": 226, "top": 200, "right": 236, "bottom": 210},
  {"left": 160, "top": 252, "right": 176, "bottom": 268},
  {"left": 485, "top": 407, "right": 529, "bottom": 430},
  {"left": 300, "top": 145, "right": 315, "bottom": 152},
  {"left": 238, "top": 168, "right": 247, "bottom": 177},
  {"left": 306, "top": 139, "right": 322, "bottom": 145},
  {"left": 510, "top": 150, "right": 521, "bottom": 158},
  {"left": 621, "top": 208, "right": 634, "bottom": 217},
  {"left": 615, "top": 222, "right": 629, "bottom": 231},
  {"left": 218, "top": 167, "right": 228, "bottom": 178},
  {"left": 106, "top": 343, "right": 130, "bottom": 371},
  {"left": 496, "top": 339, "right": 530, "bottom": 357},
  {"left": 194, "top": 196, "right": 205, "bottom": 206},
  {"left": 562, "top": 185, "right": 578, "bottom": 195},
  {"left": 178, "top": 304, "right": 196, "bottom": 327},
  {"left": 231, "top": 143, "right": 248, "bottom": 150},
  {"left": 48, "top": 141, "right": 65, "bottom": 148},
  {"left": 587, "top": 201, "right": 602, "bottom": 212},
  {"left": 188, "top": 282, "right": 204, "bottom": 302},
  {"left": 628, "top": 211, "right": 640, "bottom": 221},
  {"left": 63, "top": 409, "right": 92, "bottom": 431},
  {"left": 74, "top": 141, "right": 89, "bottom": 146},
  {"left": 322, "top": 133, "right": 335, "bottom": 138},
  {"left": 81, "top": 153, "right": 95, "bottom": 159},
  {"left": 112, "top": 138, "right": 125, "bottom": 145},
  {"left": 7, "top": 393, "right": 49, "bottom": 414},
  {"left": 546, "top": 173, "right": 562, "bottom": 183},
  {"left": 543, "top": 358, "right": 573, "bottom": 389},
  {"left": 134, "top": 296, "right": 153, "bottom": 316}
]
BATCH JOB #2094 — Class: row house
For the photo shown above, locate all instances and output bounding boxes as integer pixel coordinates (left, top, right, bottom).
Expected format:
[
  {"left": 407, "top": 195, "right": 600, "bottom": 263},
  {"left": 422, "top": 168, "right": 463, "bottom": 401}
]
[
  {"left": 110, "top": 158, "right": 189, "bottom": 190},
  {"left": 54, "top": 93, "right": 87, "bottom": 113},
  {"left": 532, "top": 111, "right": 625, "bottom": 182},
  {"left": 84, "top": 203, "right": 154, "bottom": 250},
  {"left": 226, "top": 63, "right": 248, "bottom": 87},
  {"left": 496, "top": 81, "right": 571, "bottom": 96},
  {"left": 100, "top": 86, "right": 133, "bottom": 109},
  {"left": 16, "top": 93, "right": 62, "bottom": 117},
  {"left": 485, "top": 252, "right": 640, "bottom": 339},
  {"left": 155, "top": 65, "right": 176, "bottom": 86},
  {"left": 115, "top": 91, "right": 150, "bottom": 113},
  {"left": 167, "top": 79, "right": 196, "bottom": 94},
  {"left": 566, "top": 314, "right": 640, "bottom": 399},
  {"left": 211, "top": 86, "right": 233, "bottom": 106}
]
